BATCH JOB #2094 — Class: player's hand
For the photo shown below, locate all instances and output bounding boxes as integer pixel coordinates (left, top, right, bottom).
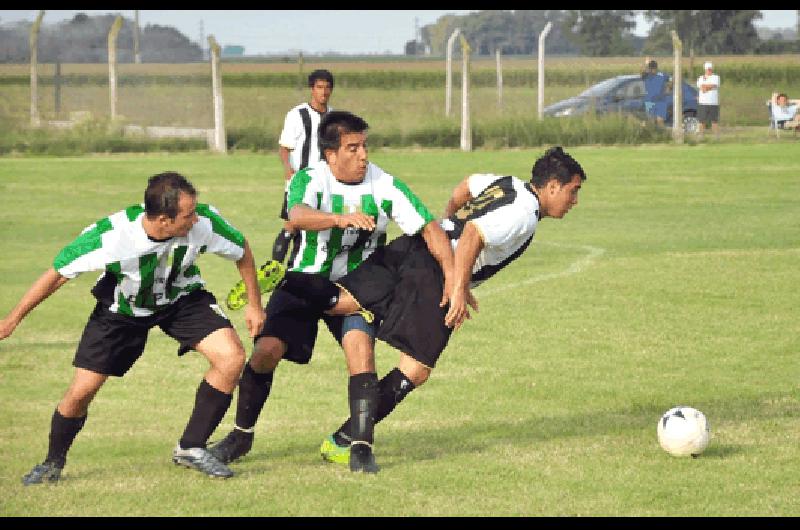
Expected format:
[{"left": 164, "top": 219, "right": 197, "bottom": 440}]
[
  {"left": 444, "top": 285, "right": 478, "bottom": 331},
  {"left": 244, "top": 303, "right": 266, "bottom": 338},
  {"left": 0, "top": 317, "right": 18, "bottom": 341},
  {"left": 336, "top": 212, "right": 376, "bottom": 231}
]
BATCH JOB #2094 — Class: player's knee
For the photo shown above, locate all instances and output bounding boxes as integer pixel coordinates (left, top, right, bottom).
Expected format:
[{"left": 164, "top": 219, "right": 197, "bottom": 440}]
[{"left": 250, "top": 336, "right": 286, "bottom": 372}]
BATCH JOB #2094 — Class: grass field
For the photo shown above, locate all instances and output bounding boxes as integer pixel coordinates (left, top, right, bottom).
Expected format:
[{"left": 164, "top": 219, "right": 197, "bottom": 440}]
[{"left": 0, "top": 143, "right": 799, "bottom": 516}]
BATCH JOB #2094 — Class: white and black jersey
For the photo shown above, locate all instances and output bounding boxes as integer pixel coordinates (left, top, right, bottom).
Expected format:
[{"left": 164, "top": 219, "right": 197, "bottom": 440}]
[
  {"left": 278, "top": 102, "right": 330, "bottom": 173},
  {"left": 53, "top": 204, "right": 245, "bottom": 317},
  {"left": 440, "top": 173, "right": 540, "bottom": 288}
]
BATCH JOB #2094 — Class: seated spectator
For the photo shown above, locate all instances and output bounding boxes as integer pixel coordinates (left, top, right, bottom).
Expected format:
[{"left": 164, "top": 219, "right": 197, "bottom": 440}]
[{"left": 771, "top": 92, "right": 800, "bottom": 130}]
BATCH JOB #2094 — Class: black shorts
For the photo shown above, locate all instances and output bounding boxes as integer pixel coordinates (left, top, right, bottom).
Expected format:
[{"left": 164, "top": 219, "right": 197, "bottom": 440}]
[
  {"left": 279, "top": 191, "right": 289, "bottom": 220},
  {"left": 338, "top": 234, "right": 452, "bottom": 368},
  {"left": 73, "top": 289, "right": 233, "bottom": 377},
  {"left": 697, "top": 104, "right": 719, "bottom": 125},
  {"left": 257, "top": 287, "right": 349, "bottom": 364}
]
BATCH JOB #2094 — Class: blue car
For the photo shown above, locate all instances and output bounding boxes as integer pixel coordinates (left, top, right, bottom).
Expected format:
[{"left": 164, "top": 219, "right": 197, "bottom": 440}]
[{"left": 542, "top": 74, "right": 700, "bottom": 132}]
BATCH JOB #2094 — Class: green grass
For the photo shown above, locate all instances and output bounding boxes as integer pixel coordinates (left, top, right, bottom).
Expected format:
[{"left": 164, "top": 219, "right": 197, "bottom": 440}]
[{"left": 0, "top": 144, "right": 799, "bottom": 516}]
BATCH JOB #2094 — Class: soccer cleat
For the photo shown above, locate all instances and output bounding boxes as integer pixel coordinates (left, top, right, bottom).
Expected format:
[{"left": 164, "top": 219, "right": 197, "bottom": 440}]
[
  {"left": 22, "top": 461, "right": 63, "bottom": 486},
  {"left": 320, "top": 435, "right": 350, "bottom": 465},
  {"left": 172, "top": 444, "right": 234, "bottom": 479},
  {"left": 208, "top": 429, "right": 254, "bottom": 464},
  {"left": 349, "top": 442, "right": 380, "bottom": 474},
  {"left": 226, "top": 259, "right": 286, "bottom": 310}
]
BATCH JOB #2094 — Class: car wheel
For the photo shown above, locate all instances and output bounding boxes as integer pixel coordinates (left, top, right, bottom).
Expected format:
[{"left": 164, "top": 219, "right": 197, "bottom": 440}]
[{"left": 683, "top": 113, "right": 700, "bottom": 134}]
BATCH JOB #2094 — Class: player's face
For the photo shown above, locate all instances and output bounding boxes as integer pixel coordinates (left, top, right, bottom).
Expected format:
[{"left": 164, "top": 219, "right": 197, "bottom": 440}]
[
  {"left": 310, "top": 79, "right": 333, "bottom": 109},
  {"left": 166, "top": 192, "right": 199, "bottom": 237},
  {"left": 331, "top": 132, "right": 368, "bottom": 183},
  {"left": 543, "top": 173, "right": 582, "bottom": 219}
]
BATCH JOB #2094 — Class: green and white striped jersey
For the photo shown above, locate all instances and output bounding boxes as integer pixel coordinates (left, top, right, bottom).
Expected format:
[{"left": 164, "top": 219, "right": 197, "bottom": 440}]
[
  {"left": 53, "top": 204, "right": 245, "bottom": 317},
  {"left": 287, "top": 162, "right": 435, "bottom": 281}
]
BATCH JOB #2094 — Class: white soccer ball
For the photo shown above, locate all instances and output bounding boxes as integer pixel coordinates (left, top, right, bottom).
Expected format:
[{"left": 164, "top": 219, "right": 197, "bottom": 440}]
[{"left": 657, "top": 406, "right": 711, "bottom": 457}]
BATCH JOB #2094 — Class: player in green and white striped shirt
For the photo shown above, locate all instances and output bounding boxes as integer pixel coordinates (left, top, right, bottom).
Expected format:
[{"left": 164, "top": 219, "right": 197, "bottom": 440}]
[
  {"left": 0, "top": 172, "right": 265, "bottom": 484},
  {"left": 209, "top": 111, "right": 457, "bottom": 473}
]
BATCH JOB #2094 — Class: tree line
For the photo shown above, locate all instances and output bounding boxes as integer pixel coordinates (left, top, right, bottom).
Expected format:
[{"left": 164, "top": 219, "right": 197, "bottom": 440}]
[
  {"left": 410, "top": 10, "right": 798, "bottom": 57},
  {"left": 0, "top": 13, "right": 202, "bottom": 63}
]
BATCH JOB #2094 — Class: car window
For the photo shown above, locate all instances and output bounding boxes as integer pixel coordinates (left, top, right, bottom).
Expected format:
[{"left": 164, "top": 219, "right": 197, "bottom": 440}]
[{"left": 580, "top": 78, "right": 622, "bottom": 97}]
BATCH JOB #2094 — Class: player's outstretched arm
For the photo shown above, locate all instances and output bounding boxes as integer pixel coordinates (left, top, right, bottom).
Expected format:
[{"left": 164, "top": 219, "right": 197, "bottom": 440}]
[
  {"left": 235, "top": 240, "right": 265, "bottom": 338},
  {"left": 0, "top": 268, "right": 68, "bottom": 340}
]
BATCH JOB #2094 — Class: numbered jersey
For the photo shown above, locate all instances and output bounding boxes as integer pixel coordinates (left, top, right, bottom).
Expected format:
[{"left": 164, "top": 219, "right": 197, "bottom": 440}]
[
  {"left": 53, "top": 204, "right": 245, "bottom": 317},
  {"left": 286, "top": 162, "right": 435, "bottom": 281},
  {"left": 441, "top": 174, "right": 540, "bottom": 288}
]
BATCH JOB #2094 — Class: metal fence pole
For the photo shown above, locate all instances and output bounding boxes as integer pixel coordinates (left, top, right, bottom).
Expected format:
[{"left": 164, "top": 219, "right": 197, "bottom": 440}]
[
  {"left": 208, "top": 36, "right": 227, "bottom": 154},
  {"left": 29, "top": 10, "right": 45, "bottom": 127},
  {"left": 671, "top": 30, "right": 684, "bottom": 144},
  {"left": 537, "top": 21, "right": 553, "bottom": 121},
  {"left": 108, "top": 16, "right": 123, "bottom": 121}
]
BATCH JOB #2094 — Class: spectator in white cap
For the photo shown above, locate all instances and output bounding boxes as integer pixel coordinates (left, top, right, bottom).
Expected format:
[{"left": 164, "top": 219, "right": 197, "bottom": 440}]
[{"left": 696, "top": 61, "right": 720, "bottom": 138}]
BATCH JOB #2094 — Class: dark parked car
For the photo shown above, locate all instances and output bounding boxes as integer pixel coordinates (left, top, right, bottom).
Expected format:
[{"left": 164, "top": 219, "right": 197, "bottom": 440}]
[{"left": 542, "top": 74, "right": 700, "bottom": 132}]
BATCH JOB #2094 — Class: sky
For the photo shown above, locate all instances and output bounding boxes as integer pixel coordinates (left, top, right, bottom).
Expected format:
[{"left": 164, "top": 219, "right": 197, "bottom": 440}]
[{"left": 1, "top": 10, "right": 797, "bottom": 55}]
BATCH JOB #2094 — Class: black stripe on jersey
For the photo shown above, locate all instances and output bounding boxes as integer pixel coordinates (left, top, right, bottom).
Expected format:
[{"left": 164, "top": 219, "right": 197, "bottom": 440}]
[
  {"left": 471, "top": 235, "right": 533, "bottom": 284},
  {"left": 299, "top": 107, "right": 312, "bottom": 170},
  {"left": 445, "top": 175, "right": 517, "bottom": 241}
]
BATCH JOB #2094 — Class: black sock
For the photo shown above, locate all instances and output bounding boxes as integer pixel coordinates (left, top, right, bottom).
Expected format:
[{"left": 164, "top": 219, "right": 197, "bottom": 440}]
[
  {"left": 234, "top": 363, "right": 274, "bottom": 431},
  {"left": 334, "top": 368, "right": 415, "bottom": 446},
  {"left": 279, "top": 271, "right": 340, "bottom": 312},
  {"left": 179, "top": 379, "right": 232, "bottom": 450},
  {"left": 347, "top": 372, "right": 379, "bottom": 445},
  {"left": 45, "top": 409, "right": 87, "bottom": 468}
]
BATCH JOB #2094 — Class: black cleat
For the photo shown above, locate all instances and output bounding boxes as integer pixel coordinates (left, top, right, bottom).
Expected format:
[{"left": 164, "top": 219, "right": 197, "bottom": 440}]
[
  {"left": 22, "top": 461, "right": 63, "bottom": 486},
  {"left": 349, "top": 443, "right": 380, "bottom": 474},
  {"left": 208, "top": 430, "right": 254, "bottom": 464},
  {"left": 172, "top": 445, "right": 234, "bottom": 478}
]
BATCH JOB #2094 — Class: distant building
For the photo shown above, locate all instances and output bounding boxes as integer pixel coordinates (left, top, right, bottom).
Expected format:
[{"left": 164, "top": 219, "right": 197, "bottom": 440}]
[{"left": 222, "top": 45, "right": 245, "bottom": 57}]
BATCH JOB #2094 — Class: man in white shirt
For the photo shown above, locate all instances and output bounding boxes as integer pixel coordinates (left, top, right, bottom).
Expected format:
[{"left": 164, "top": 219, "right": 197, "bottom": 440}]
[
  {"left": 273, "top": 69, "right": 334, "bottom": 264},
  {"left": 771, "top": 92, "right": 800, "bottom": 130},
  {"left": 697, "top": 61, "right": 720, "bottom": 138}
]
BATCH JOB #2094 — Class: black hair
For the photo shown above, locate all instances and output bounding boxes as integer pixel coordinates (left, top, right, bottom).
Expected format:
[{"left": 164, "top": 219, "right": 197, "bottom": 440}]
[
  {"left": 308, "top": 69, "right": 334, "bottom": 88},
  {"left": 144, "top": 171, "right": 196, "bottom": 218},
  {"left": 648, "top": 60, "right": 658, "bottom": 70},
  {"left": 530, "top": 146, "right": 586, "bottom": 188},
  {"left": 318, "top": 111, "right": 369, "bottom": 156}
]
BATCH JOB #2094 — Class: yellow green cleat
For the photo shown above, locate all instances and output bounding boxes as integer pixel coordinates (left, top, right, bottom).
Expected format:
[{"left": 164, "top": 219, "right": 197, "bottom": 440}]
[
  {"left": 320, "top": 435, "right": 350, "bottom": 465},
  {"left": 225, "top": 259, "right": 286, "bottom": 311}
]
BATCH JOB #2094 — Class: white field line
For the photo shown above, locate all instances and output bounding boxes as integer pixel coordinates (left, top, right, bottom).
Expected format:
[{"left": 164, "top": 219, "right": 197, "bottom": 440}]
[{"left": 476, "top": 242, "right": 606, "bottom": 297}]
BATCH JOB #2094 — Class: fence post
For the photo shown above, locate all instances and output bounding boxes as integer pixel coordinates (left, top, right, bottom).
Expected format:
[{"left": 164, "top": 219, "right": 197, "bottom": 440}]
[
  {"left": 671, "top": 30, "right": 684, "bottom": 144},
  {"left": 496, "top": 48, "right": 503, "bottom": 111},
  {"left": 108, "top": 15, "right": 123, "bottom": 122},
  {"left": 537, "top": 21, "right": 553, "bottom": 121},
  {"left": 459, "top": 34, "right": 471, "bottom": 152},
  {"left": 29, "top": 10, "right": 45, "bottom": 127},
  {"left": 134, "top": 10, "right": 142, "bottom": 64},
  {"left": 54, "top": 60, "right": 61, "bottom": 119},
  {"left": 208, "top": 35, "right": 227, "bottom": 154},
  {"left": 445, "top": 28, "right": 460, "bottom": 117}
]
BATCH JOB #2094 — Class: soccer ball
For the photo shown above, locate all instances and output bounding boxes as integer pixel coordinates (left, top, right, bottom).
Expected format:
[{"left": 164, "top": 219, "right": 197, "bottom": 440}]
[{"left": 657, "top": 406, "right": 711, "bottom": 457}]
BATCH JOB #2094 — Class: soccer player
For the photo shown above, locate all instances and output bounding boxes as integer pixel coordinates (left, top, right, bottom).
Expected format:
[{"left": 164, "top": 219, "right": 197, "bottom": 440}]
[
  {"left": 210, "top": 111, "right": 460, "bottom": 473},
  {"left": 271, "top": 146, "right": 585, "bottom": 465},
  {"left": 272, "top": 69, "right": 335, "bottom": 264},
  {"left": 0, "top": 172, "right": 265, "bottom": 484}
]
